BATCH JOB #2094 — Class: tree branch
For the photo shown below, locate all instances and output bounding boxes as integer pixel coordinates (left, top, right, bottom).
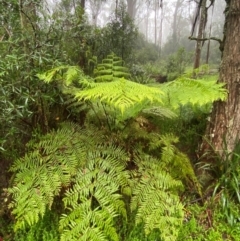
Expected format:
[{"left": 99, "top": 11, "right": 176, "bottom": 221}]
[
  {"left": 189, "top": 36, "right": 224, "bottom": 52},
  {"left": 189, "top": 36, "right": 222, "bottom": 45}
]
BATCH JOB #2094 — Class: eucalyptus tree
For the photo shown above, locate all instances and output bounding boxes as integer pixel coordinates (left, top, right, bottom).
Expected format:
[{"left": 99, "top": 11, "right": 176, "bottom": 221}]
[
  {"left": 126, "top": 0, "right": 137, "bottom": 19},
  {"left": 172, "top": 0, "right": 185, "bottom": 46},
  {"left": 87, "top": 0, "right": 107, "bottom": 25},
  {"left": 202, "top": 0, "right": 240, "bottom": 156}
]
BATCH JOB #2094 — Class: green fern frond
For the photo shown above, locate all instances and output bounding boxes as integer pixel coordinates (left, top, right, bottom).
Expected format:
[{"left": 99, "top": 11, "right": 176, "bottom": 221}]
[
  {"left": 161, "top": 77, "right": 227, "bottom": 108},
  {"left": 59, "top": 146, "right": 130, "bottom": 241},
  {"left": 9, "top": 123, "right": 131, "bottom": 240},
  {"left": 94, "top": 75, "right": 115, "bottom": 82},
  {"left": 37, "top": 55, "right": 165, "bottom": 120},
  {"left": 94, "top": 54, "right": 130, "bottom": 82},
  {"left": 75, "top": 78, "right": 163, "bottom": 115},
  {"left": 8, "top": 123, "right": 103, "bottom": 230},
  {"left": 130, "top": 155, "right": 184, "bottom": 241},
  {"left": 113, "top": 66, "right": 129, "bottom": 72},
  {"left": 143, "top": 106, "right": 177, "bottom": 119},
  {"left": 150, "top": 134, "right": 202, "bottom": 195},
  {"left": 37, "top": 65, "right": 82, "bottom": 86}
]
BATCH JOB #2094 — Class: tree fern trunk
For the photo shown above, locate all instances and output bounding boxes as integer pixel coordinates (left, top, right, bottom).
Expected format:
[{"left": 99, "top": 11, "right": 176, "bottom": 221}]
[{"left": 203, "top": 0, "right": 240, "bottom": 156}]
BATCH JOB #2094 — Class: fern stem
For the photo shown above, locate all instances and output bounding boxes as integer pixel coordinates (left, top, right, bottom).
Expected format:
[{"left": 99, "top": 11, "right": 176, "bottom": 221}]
[
  {"left": 101, "top": 103, "right": 112, "bottom": 131},
  {"left": 88, "top": 101, "right": 103, "bottom": 127}
]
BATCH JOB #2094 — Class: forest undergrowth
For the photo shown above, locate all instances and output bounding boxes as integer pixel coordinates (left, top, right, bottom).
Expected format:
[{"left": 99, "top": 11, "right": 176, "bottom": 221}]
[
  {"left": 0, "top": 2, "right": 238, "bottom": 239},
  {"left": 1, "top": 55, "right": 239, "bottom": 241}
]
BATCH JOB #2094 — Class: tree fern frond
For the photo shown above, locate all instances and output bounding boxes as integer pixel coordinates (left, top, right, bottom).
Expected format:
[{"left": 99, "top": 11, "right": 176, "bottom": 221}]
[
  {"left": 93, "top": 53, "right": 130, "bottom": 82},
  {"left": 161, "top": 77, "right": 227, "bottom": 108},
  {"left": 143, "top": 106, "right": 177, "bottom": 119},
  {"left": 37, "top": 55, "right": 166, "bottom": 122},
  {"left": 75, "top": 78, "right": 163, "bottom": 115}
]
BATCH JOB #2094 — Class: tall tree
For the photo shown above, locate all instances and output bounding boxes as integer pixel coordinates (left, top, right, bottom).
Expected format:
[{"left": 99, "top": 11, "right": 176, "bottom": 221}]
[
  {"left": 193, "top": 0, "right": 207, "bottom": 69},
  {"left": 80, "top": 0, "right": 85, "bottom": 9},
  {"left": 172, "top": 0, "right": 184, "bottom": 45},
  {"left": 203, "top": 0, "right": 240, "bottom": 155},
  {"left": 126, "top": 0, "right": 137, "bottom": 19},
  {"left": 88, "top": 0, "right": 104, "bottom": 25}
]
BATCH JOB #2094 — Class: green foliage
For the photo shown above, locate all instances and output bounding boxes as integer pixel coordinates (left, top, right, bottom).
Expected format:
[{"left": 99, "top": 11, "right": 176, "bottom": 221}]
[
  {"left": 76, "top": 78, "right": 163, "bottom": 116},
  {"left": 59, "top": 142, "right": 129, "bottom": 241},
  {"left": 9, "top": 122, "right": 188, "bottom": 241},
  {"left": 9, "top": 123, "right": 91, "bottom": 230},
  {"left": 9, "top": 54, "right": 230, "bottom": 241},
  {"left": 177, "top": 202, "right": 240, "bottom": 241},
  {"left": 37, "top": 56, "right": 164, "bottom": 121},
  {"left": 133, "top": 34, "right": 160, "bottom": 64},
  {"left": 124, "top": 223, "right": 161, "bottom": 241},
  {"left": 151, "top": 134, "right": 201, "bottom": 195},
  {"left": 94, "top": 54, "right": 130, "bottom": 82},
  {"left": 14, "top": 210, "right": 59, "bottom": 241},
  {"left": 160, "top": 76, "right": 227, "bottom": 109},
  {"left": 131, "top": 155, "right": 184, "bottom": 241},
  {"left": 97, "top": 2, "right": 138, "bottom": 62},
  {"left": 165, "top": 48, "right": 189, "bottom": 80},
  {"left": 200, "top": 142, "right": 240, "bottom": 226}
]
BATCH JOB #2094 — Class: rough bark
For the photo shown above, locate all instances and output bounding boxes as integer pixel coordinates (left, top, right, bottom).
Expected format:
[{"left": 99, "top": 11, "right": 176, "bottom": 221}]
[{"left": 203, "top": 0, "right": 240, "bottom": 156}]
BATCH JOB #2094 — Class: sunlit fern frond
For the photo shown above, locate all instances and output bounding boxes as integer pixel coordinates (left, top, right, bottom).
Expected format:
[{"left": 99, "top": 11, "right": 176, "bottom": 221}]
[
  {"left": 142, "top": 105, "right": 177, "bottom": 119},
  {"left": 75, "top": 78, "right": 163, "bottom": 115},
  {"left": 37, "top": 65, "right": 83, "bottom": 86},
  {"left": 37, "top": 56, "right": 164, "bottom": 120}
]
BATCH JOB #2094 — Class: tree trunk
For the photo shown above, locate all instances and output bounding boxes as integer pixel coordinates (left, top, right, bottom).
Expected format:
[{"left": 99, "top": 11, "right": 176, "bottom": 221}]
[
  {"left": 193, "top": 0, "right": 207, "bottom": 70},
  {"left": 145, "top": 5, "right": 149, "bottom": 40},
  {"left": 172, "top": 0, "right": 183, "bottom": 46},
  {"left": 203, "top": 0, "right": 240, "bottom": 156},
  {"left": 89, "top": 0, "right": 102, "bottom": 26},
  {"left": 127, "top": 0, "right": 137, "bottom": 20},
  {"left": 154, "top": 0, "right": 158, "bottom": 45},
  {"left": 158, "top": 4, "right": 164, "bottom": 55},
  {"left": 80, "top": 0, "right": 85, "bottom": 9},
  {"left": 18, "top": 0, "right": 38, "bottom": 58}
]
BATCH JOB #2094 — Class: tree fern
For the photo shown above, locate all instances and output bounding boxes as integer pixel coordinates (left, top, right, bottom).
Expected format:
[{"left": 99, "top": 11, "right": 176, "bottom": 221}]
[
  {"left": 94, "top": 54, "right": 130, "bottom": 82},
  {"left": 37, "top": 57, "right": 165, "bottom": 120}
]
